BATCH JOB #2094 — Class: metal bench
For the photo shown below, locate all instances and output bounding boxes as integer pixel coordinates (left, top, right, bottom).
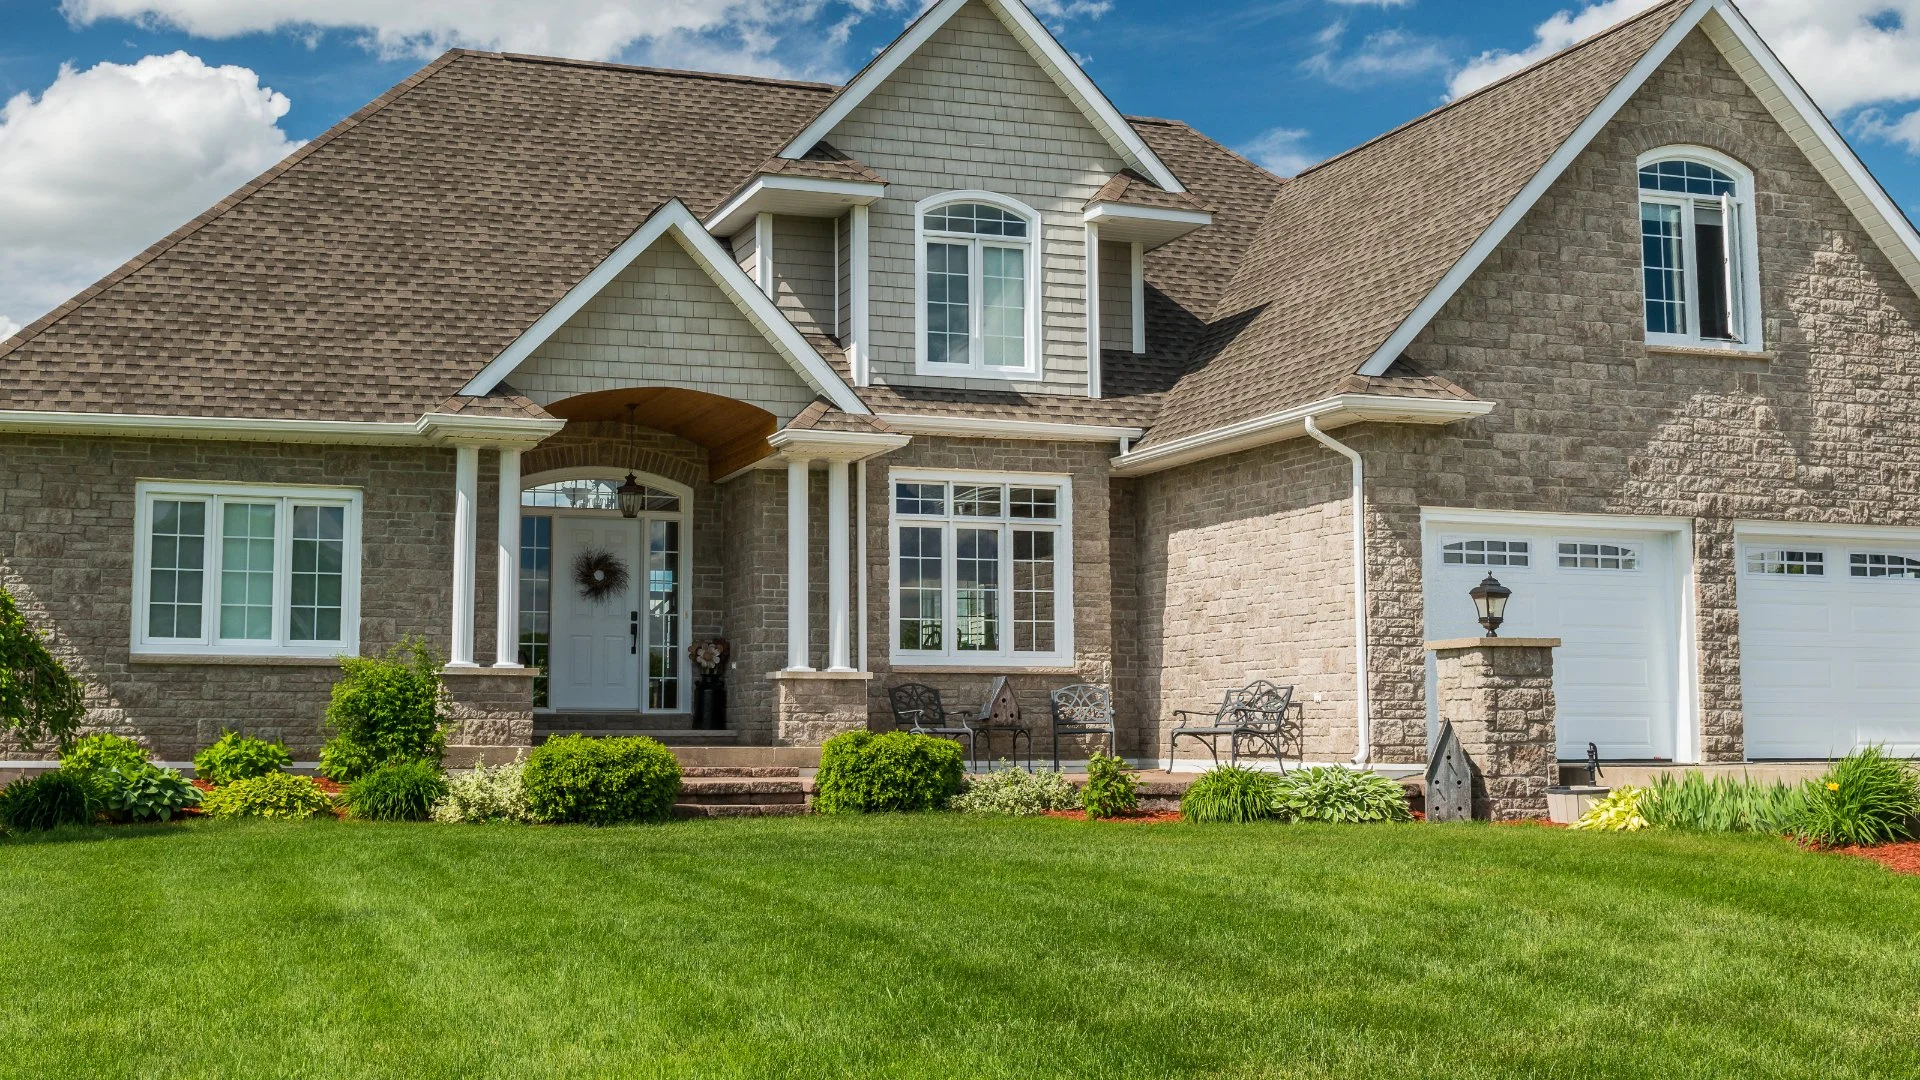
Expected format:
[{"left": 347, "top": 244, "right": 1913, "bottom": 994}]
[{"left": 1168, "top": 680, "right": 1297, "bottom": 768}]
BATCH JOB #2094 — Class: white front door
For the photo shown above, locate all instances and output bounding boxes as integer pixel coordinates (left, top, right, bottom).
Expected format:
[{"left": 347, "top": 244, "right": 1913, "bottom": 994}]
[
  {"left": 1424, "top": 517, "right": 1684, "bottom": 760},
  {"left": 1738, "top": 532, "right": 1920, "bottom": 759},
  {"left": 548, "top": 517, "right": 643, "bottom": 711}
]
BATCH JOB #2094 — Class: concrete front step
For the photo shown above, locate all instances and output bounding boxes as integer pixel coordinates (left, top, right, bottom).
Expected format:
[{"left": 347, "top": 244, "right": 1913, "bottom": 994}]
[{"left": 673, "top": 802, "right": 811, "bottom": 819}]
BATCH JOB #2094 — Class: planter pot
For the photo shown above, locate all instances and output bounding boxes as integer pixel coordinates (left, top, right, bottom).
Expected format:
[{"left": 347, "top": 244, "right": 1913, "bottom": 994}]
[
  {"left": 693, "top": 676, "right": 727, "bottom": 730},
  {"left": 1547, "top": 785, "right": 1609, "bottom": 824}
]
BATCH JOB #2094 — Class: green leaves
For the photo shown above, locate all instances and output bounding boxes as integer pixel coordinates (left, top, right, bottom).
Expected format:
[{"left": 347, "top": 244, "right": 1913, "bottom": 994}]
[
  {"left": 1081, "top": 752, "right": 1138, "bottom": 819},
  {"left": 343, "top": 759, "right": 448, "bottom": 822},
  {"left": 1795, "top": 747, "right": 1920, "bottom": 848},
  {"left": 521, "top": 735, "right": 682, "bottom": 824},
  {"left": 193, "top": 731, "right": 292, "bottom": 786},
  {"left": 100, "top": 763, "right": 200, "bottom": 823},
  {"left": 0, "top": 770, "right": 96, "bottom": 832},
  {"left": 1180, "top": 766, "right": 1282, "bottom": 823},
  {"left": 951, "top": 766, "right": 1078, "bottom": 815},
  {"left": 1269, "top": 766, "right": 1412, "bottom": 824},
  {"left": 200, "top": 773, "right": 332, "bottom": 820},
  {"left": 320, "top": 636, "right": 448, "bottom": 782},
  {"left": 0, "top": 585, "right": 85, "bottom": 750},
  {"left": 1571, "top": 786, "right": 1651, "bottom": 831},
  {"left": 813, "top": 731, "right": 965, "bottom": 814}
]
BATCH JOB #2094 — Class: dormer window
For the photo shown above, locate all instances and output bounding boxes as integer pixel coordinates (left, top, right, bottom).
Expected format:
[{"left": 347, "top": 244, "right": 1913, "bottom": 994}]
[
  {"left": 1638, "top": 149, "right": 1760, "bottom": 349},
  {"left": 916, "top": 192, "right": 1042, "bottom": 378}
]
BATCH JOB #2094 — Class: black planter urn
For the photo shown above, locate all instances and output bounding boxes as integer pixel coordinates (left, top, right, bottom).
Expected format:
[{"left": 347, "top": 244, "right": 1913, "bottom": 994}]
[{"left": 692, "top": 674, "right": 727, "bottom": 730}]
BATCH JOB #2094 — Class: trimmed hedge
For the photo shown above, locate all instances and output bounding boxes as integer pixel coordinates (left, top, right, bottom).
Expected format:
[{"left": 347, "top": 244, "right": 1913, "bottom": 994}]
[
  {"left": 522, "top": 736, "right": 682, "bottom": 824},
  {"left": 812, "top": 731, "right": 965, "bottom": 814}
]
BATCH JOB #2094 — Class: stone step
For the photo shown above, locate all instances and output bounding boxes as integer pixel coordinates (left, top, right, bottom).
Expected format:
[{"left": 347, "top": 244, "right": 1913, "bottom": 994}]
[
  {"left": 535, "top": 728, "right": 738, "bottom": 743},
  {"left": 673, "top": 802, "right": 812, "bottom": 819},
  {"left": 681, "top": 766, "right": 801, "bottom": 778},
  {"left": 679, "top": 780, "right": 806, "bottom": 802}
]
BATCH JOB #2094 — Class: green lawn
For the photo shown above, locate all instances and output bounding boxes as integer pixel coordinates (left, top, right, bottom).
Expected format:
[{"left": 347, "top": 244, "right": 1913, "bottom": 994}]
[{"left": 3, "top": 817, "right": 1917, "bottom": 1079}]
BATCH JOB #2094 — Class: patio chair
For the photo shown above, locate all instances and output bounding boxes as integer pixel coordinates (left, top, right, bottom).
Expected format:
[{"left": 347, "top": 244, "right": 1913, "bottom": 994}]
[
  {"left": 974, "top": 676, "right": 1033, "bottom": 772},
  {"left": 1049, "top": 683, "right": 1116, "bottom": 770},
  {"left": 887, "top": 682, "right": 977, "bottom": 770},
  {"left": 1167, "top": 680, "right": 1297, "bottom": 768}
]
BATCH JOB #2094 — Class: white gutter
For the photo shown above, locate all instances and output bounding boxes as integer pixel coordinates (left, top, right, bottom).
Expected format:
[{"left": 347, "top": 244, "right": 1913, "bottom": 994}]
[
  {"left": 0, "top": 408, "right": 563, "bottom": 448},
  {"left": 1303, "top": 414, "right": 1371, "bottom": 767},
  {"left": 877, "top": 413, "right": 1146, "bottom": 443},
  {"left": 1109, "top": 394, "right": 1492, "bottom": 477}
]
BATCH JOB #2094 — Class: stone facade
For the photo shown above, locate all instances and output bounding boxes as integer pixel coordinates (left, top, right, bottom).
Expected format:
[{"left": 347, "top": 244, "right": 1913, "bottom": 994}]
[
  {"left": 442, "top": 670, "right": 536, "bottom": 749},
  {"left": 771, "top": 672, "right": 871, "bottom": 746},
  {"left": 1429, "top": 640, "right": 1559, "bottom": 820}
]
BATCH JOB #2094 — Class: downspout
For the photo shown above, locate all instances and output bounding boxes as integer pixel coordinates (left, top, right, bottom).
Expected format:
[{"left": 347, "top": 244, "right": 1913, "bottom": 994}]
[{"left": 1303, "top": 414, "right": 1371, "bottom": 766}]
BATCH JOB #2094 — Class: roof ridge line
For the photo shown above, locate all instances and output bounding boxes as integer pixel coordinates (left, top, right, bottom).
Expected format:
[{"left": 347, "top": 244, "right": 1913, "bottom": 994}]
[
  {"left": 1292, "top": 0, "right": 1693, "bottom": 182},
  {"left": 0, "top": 49, "right": 469, "bottom": 362},
  {"left": 485, "top": 51, "right": 841, "bottom": 90}
]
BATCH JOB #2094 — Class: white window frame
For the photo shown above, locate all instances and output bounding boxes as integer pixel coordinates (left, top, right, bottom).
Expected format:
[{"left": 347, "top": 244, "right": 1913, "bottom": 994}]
[
  {"left": 913, "top": 190, "right": 1045, "bottom": 380},
  {"left": 1850, "top": 551, "right": 1920, "bottom": 579},
  {"left": 888, "top": 468, "right": 1073, "bottom": 667},
  {"left": 1556, "top": 539, "right": 1643, "bottom": 572},
  {"left": 1637, "top": 146, "right": 1763, "bottom": 352},
  {"left": 1438, "top": 536, "right": 1533, "bottom": 569},
  {"left": 131, "top": 480, "right": 363, "bottom": 659},
  {"left": 1743, "top": 545, "right": 1826, "bottom": 578}
]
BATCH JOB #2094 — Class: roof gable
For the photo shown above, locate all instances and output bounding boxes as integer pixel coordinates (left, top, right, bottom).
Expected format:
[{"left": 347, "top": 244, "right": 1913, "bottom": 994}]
[{"left": 778, "top": 0, "right": 1184, "bottom": 193}]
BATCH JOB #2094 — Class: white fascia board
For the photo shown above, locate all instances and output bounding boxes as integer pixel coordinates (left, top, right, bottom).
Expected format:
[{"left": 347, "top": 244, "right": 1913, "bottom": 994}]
[
  {"left": 459, "top": 198, "right": 870, "bottom": 416},
  {"left": 1082, "top": 203, "right": 1212, "bottom": 228},
  {"left": 1355, "top": 0, "right": 1712, "bottom": 377},
  {"left": 767, "top": 428, "right": 912, "bottom": 459},
  {"left": 704, "top": 174, "right": 887, "bottom": 237},
  {"left": 0, "top": 408, "right": 563, "bottom": 447},
  {"left": 1700, "top": 5, "right": 1920, "bottom": 297},
  {"left": 1109, "top": 394, "right": 1493, "bottom": 476},
  {"left": 875, "top": 413, "right": 1146, "bottom": 442},
  {"left": 415, "top": 412, "right": 565, "bottom": 446},
  {"left": 778, "top": 0, "right": 1185, "bottom": 194}
]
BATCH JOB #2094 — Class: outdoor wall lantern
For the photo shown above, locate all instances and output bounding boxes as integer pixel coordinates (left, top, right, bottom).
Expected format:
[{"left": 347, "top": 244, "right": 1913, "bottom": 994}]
[
  {"left": 616, "top": 402, "right": 645, "bottom": 519},
  {"left": 1470, "top": 574, "right": 1511, "bottom": 637}
]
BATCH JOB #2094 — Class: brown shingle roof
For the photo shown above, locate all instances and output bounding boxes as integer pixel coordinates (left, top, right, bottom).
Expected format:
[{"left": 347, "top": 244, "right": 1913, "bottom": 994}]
[
  {"left": 1086, "top": 169, "right": 1209, "bottom": 213},
  {"left": 1140, "top": 0, "right": 1691, "bottom": 447},
  {"left": 754, "top": 142, "right": 885, "bottom": 184},
  {"left": 785, "top": 398, "right": 895, "bottom": 433}
]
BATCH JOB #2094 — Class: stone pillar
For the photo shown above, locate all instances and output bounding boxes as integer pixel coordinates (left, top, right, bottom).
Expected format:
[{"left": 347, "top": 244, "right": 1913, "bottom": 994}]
[
  {"left": 441, "top": 668, "right": 535, "bottom": 766},
  {"left": 769, "top": 670, "right": 872, "bottom": 746},
  {"left": 1425, "top": 637, "right": 1561, "bottom": 820}
]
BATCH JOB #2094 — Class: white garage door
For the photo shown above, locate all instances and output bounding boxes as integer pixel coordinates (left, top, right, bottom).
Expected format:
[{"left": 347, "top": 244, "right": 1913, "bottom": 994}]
[
  {"left": 1739, "top": 533, "right": 1920, "bottom": 759},
  {"left": 1424, "top": 519, "right": 1683, "bottom": 760}
]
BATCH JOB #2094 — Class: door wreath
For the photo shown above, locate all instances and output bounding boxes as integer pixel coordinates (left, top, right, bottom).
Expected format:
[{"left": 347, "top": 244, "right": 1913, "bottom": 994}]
[{"left": 573, "top": 549, "right": 630, "bottom": 602}]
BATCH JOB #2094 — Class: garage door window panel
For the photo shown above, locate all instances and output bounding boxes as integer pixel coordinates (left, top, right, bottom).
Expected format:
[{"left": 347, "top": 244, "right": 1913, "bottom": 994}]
[
  {"left": 1851, "top": 552, "right": 1920, "bottom": 579},
  {"left": 1747, "top": 549, "right": 1824, "bottom": 576},
  {"left": 1441, "top": 539, "right": 1530, "bottom": 567},
  {"left": 1558, "top": 541, "right": 1640, "bottom": 571}
]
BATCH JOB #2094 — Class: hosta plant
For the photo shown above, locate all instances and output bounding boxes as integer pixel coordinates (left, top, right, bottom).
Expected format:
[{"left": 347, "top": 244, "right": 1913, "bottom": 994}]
[
  {"left": 60, "top": 732, "right": 149, "bottom": 800},
  {"left": 193, "top": 731, "right": 292, "bottom": 786},
  {"left": 101, "top": 763, "right": 200, "bottom": 823},
  {"left": 1181, "top": 765, "right": 1283, "bottom": 824},
  {"left": 1793, "top": 747, "right": 1920, "bottom": 848},
  {"left": 200, "top": 772, "right": 333, "bottom": 820},
  {"left": 1081, "top": 752, "right": 1139, "bottom": 819},
  {"left": 951, "top": 766, "right": 1079, "bottom": 816},
  {"left": 1271, "top": 766, "right": 1412, "bottom": 824},
  {"left": 1570, "top": 785, "right": 1651, "bottom": 831}
]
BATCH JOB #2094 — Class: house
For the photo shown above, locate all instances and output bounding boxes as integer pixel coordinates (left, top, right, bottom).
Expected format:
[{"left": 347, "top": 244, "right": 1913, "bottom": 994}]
[{"left": 4, "top": 0, "right": 1918, "bottom": 771}]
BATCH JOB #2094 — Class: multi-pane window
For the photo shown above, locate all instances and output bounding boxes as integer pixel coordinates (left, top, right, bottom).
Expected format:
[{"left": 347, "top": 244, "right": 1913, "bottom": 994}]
[
  {"left": 1558, "top": 541, "right": 1639, "bottom": 571},
  {"left": 647, "top": 520, "right": 681, "bottom": 710},
  {"left": 1441, "top": 539, "right": 1530, "bottom": 567},
  {"left": 893, "top": 476, "right": 1070, "bottom": 663},
  {"left": 522, "top": 479, "right": 679, "bottom": 513},
  {"left": 1747, "top": 549, "right": 1824, "bottom": 576},
  {"left": 1851, "top": 552, "right": 1920, "bottom": 579},
  {"left": 920, "top": 198, "right": 1035, "bottom": 376},
  {"left": 134, "top": 483, "right": 359, "bottom": 656},
  {"left": 1639, "top": 153, "right": 1755, "bottom": 346},
  {"left": 519, "top": 515, "right": 552, "bottom": 708}
]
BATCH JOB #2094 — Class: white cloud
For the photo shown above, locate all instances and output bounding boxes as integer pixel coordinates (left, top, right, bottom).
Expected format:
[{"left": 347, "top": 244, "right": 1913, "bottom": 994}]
[
  {"left": 1449, "top": 0, "right": 1920, "bottom": 140},
  {"left": 1306, "top": 21, "right": 1452, "bottom": 87},
  {"left": 0, "top": 52, "right": 303, "bottom": 331},
  {"left": 1240, "top": 126, "right": 1321, "bottom": 175},
  {"left": 0, "top": 315, "right": 21, "bottom": 342}
]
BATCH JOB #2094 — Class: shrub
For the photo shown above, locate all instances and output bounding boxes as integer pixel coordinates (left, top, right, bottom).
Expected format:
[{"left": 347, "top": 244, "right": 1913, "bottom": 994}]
[
  {"left": 344, "top": 759, "right": 448, "bottom": 822},
  {"left": 1794, "top": 747, "right": 1920, "bottom": 848},
  {"left": 1181, "top": 765, "right": 1283, "bottom": 824},
  {"left": 193, "top": 731, "right": 292, "bottom": 786},
  {"left": 0, "top": 585, "right": 85, "bottom": 749},
  {"left": 200, "top": 772, "right": 333, "bottom": 820},
  {"left": 1641, "top": 771, "right": 1808, "bottom": 834},
  {"left": 100, "top": 763, "right": 199, "bottom": 823},
  {"left": 950, "top": 766, "right": 1079, "bottom": 816},
  {"left": 1271, "top": 766, "right": 1412, "bottom": 824},
  {"left": 60, "top": 732, "right": 149, "bottom": 799},
  {"left": 432, "top": 760, "right": 533, "bottom": 823},
  {"left": 1081, "top": 751, "right": 1139, "bottom": 820},
  {"left": 812, "top": 731, "right": 965, "bottom": 814},
  {"left": 522, "top": 735, "right": 682, "bottom": 824},
  {"left": 320, "top": 637, "right": 448, "bottom": 782},
  {"left": 0, "top": 770, "right": 96, "bottom": 832},
  {"left": 1570, "top": 785, "right": 1651, "bottom": 831}
]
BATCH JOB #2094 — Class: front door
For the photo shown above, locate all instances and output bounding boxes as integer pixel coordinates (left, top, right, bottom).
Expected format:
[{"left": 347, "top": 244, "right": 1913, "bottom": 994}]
[{"left": 549, "top": 517, "right": 643, "bottom": 711}]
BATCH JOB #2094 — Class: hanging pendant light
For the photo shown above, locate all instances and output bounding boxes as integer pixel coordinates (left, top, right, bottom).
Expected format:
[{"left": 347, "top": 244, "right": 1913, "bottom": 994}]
[{"left": 616, "top": 402, "right": 644, "bottom": 519}]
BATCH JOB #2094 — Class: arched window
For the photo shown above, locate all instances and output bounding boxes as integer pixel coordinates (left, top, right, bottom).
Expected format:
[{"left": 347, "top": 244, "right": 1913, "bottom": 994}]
[
  {"left": 916, "top": 192, "right": 1041, "bottom": 377},
  {"left": 1637, "top": 149, "right": 1760, "bottom": 348}
]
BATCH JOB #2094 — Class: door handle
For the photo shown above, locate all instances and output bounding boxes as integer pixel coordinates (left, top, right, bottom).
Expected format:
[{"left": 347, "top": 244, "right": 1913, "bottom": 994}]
[{"left": 630, "top": 611, "right": 639, "bottom": 655}]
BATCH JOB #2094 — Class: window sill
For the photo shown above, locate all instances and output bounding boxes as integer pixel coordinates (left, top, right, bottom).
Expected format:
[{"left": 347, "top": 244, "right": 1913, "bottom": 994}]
[
  {"left": 131, "top": 652, "right": 350, "bottom": 667},
  {"left": 910, "top": 365, "right": 1046, "bottom": 383},
  {"left": 442, "top": 665, "right": 537, "bottom": 678},
  {"left": 1643, "top": 342, "right": 1772, "bottom": 361},
  {"left": 887, "top": 663, "right": 1080, "bottom": 675}
]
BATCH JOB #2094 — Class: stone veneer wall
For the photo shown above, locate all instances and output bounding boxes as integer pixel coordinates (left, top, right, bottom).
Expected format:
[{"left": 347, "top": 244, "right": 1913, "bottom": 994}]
[
  {"left": 721, "top": 469, "right": 785, "bottom": 742},
  {"left": 1360, "top": 30, "right": 1920, "bottom": 763},
  {"left": 0, "top": 433, "right": 453, "bottom": 760}
]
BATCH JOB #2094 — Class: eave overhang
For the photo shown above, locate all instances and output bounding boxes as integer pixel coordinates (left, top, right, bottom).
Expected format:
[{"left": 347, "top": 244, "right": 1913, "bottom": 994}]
[
  {"left": 705, "top": 174, "right": 888, "bottom": 237},
  {"left": 0, "top": 409, "right": 565, "bottom": 448},
  {"left": 1109, "top": 394, "right": 1493, "bottom": 477},
  {"left": 1082, "top": 202, "right": 1213, "bottom": 249}
]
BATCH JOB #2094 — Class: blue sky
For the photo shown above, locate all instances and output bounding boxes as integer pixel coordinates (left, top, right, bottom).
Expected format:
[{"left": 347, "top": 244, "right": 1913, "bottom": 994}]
[{"left": 5, "top": 0, "right": 1920, "bottom": 335}]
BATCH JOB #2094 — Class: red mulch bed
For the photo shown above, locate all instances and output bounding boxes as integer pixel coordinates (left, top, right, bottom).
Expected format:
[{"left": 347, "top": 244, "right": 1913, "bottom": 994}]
[
  {"left": 1042, "top": 809, "right": 1183, "bottom": 824},
  {"left": 1834, "top": 841, "right": 1920, "bottom": 875}
]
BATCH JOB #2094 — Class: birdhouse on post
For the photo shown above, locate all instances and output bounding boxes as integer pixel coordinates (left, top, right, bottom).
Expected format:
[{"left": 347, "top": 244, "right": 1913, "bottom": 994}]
[{"left": 1424, "top": 720, "right": 1473, "bottom": 822}]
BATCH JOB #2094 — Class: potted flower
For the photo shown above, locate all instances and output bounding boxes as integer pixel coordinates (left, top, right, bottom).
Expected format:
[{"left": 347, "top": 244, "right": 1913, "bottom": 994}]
[{"left": 689, "top": 638, "right": 729, "bottom": 730}]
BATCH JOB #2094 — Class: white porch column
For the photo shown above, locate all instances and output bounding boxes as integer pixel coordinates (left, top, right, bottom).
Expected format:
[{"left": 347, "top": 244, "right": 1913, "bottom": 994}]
[
  {"left": 449, "top": 443, "right": 479, "bottom": 668},
  {"left": 1086, "top": 221, "right": 1102, "bottom": 399},
  {"left": 786, "top": 456, "right": 813, "bottom": 671},
  {"left": 827, "top": 458, "right": 852, "bottom": 672},
  {"left": 494, "top": 447, "right": 523, "bottom": 668},
  {"left": 850, "top": 203, "right": 871, "bottom": 386}
]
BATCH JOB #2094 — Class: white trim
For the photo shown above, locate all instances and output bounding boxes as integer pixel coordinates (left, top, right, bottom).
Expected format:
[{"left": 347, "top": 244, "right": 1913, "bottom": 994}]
[
  {"left": 1734, "top": 519, "right": 1920, "bottom": 544},
  {"left": 457, "top": 198, "right": 868, "bottom": 415},
  {"left": 850, "top": 204, "right": 871, "bottom": 386},
  {"left": 1303, "top": 415, "right": 1370, "bottom": 766},
  {"left": 1110, "top": 394, "right": 1493, "bottom": 476},
  {"left": 876, "top": 413, "right": 1144, "bottom": 442},
  {"left": 450, "top": 444, "right": 479, "bottom": 668},
  {"left": 702, "top": 174, "right": 886, "bottom": 237},
  {"left": 787, "top": 457, "right": 814, "bottom": 672},
  {"left": 1129, "top": 241, "right": 1145, "bottom": 355},
  {"left": 886, "top": 467, "right": 1076, "bottom": 669},
  {"left": 754, "top": 213, "right": 775, "bottom": 298},
  {"left": 130, "top": 479, "right": 363, "bottom": 661},
  {"left": 827, "top": 459, "right": 854, "bottom": 671},
  {"left": 777, "top": 0, "right": 1184, "bottom": 193},
  {"left": 1356, "top": 0, "right": 1713, "bottom": 377},
  {"left": 0, "top": 408, "right": 560, "bottom": 447},
  {"left": 1085, "top": 220, "right": 1101, "bottom": 399},
  {"left": 767, "top": 427, "right": 911, "bottom": 457},
  {"left": 857, "top": 460, "right": 869, "bottom": 673},
  {"left": 832, "top": 214, "right": 840, "bottom": 340},
  {"left": 1080, "top": 202, "right": 1212, "bottom": 228},
  {"left": 913, "top": 190, "right": 1045, "bottom": 380},
  {"left": 494, "top": 447, "right": 522, "bottom": 668},
  {"left": 1636, "top": 145, "right": 1763, "bottom": 349}
]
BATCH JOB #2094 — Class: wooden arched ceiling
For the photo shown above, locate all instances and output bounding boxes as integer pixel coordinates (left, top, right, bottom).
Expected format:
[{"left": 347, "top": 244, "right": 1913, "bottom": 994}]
[{"left": 541, "top": 387, "right": 779, "bottom": 480}]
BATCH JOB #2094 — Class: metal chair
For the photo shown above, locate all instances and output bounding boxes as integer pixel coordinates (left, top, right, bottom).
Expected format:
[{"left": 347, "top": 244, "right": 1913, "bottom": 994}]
[
  {"left": 974, "top": 676, "right": 1033, "bottom": 772},
  {"left": 1050, "top": 683, "right": 1116, "bottom": 770},
  {"left": 886, "top": 682, "right": 977, "bottom": 770},
  {"left": 1168, "top": 680, "right": 1297, "bottom": 768}
]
